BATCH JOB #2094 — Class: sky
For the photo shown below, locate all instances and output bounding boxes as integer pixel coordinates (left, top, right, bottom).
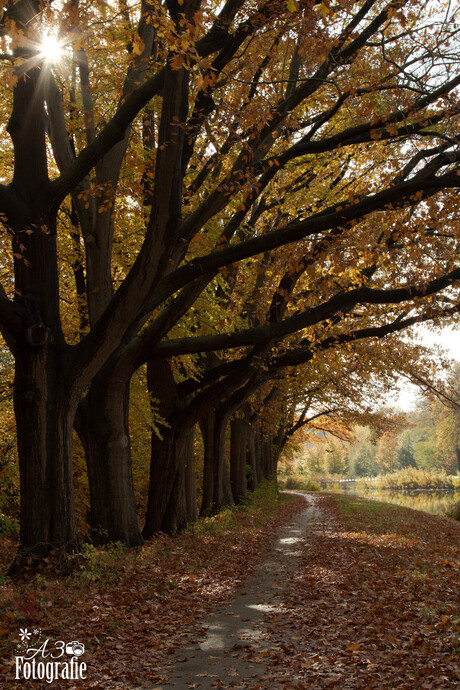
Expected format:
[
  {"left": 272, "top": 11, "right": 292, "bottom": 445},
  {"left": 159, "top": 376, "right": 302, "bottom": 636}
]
[{"left": 391, "top": 325, "right": 459, "bottom": 411}]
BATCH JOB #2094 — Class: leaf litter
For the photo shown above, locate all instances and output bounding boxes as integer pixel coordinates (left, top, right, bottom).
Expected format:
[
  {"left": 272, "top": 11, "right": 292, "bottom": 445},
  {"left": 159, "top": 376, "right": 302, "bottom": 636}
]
[{"left": 0, "top": 492, "right": 458, "bottom": 689}]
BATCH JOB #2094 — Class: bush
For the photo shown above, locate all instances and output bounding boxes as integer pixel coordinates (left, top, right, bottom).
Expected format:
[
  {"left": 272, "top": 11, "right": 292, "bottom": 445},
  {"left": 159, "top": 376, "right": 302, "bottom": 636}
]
[
  {"left": 281, "top": 476, "right": 321, "bottom": 491},
  {"left": 374, "top": 468, "right": 454, "bottom": 492},
  {"left": 0, "top": 512, "right": 17, "bottom": 537},
  {"left": 447, "top": 500, "right": 460, "bottom": 522}
]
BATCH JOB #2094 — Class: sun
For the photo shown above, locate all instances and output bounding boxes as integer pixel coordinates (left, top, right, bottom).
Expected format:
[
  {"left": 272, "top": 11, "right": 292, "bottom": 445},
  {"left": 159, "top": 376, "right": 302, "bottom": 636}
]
[{"left": 40, "top": 32, "right": 63, "bottom": 63}]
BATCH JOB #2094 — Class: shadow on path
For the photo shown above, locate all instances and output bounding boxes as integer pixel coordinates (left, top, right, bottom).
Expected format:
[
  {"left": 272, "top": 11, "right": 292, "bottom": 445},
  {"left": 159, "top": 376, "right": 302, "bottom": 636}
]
[{"left": 161, "top": 492, "right": 320, "bottom": 689}]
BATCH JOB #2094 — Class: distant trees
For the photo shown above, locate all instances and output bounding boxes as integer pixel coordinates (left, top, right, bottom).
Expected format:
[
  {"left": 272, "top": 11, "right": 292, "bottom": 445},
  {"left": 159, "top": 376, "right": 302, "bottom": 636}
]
[
  {"left": 396, "top": 437, "right": 416, "bottom": 469},
  {"left": 375, "top": 432, "right": 399, "bottom": 474},
  {"left": 287, "top": 363, "right": 460, "bottom": 478}
]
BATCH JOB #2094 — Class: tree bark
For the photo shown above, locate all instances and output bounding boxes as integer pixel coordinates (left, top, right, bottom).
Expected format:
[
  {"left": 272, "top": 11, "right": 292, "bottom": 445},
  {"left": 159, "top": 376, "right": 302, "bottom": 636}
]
[
  {"left": 143, "top": 423, "right": 191, "bottom": 536},
  {"left": 77, "top": 363, "right": 143, "bottom": 546},
  {"left": 184, "top": 425, "right": 197, "bottom": 522},
  {"left": 199, "top": 409, "right": 216, "bottom": 516},
  {"left": 246, "top": 427, "right": 258, "bottom": 491},
  {"left": 13, "top": 346, "right": 79, "bottom": 564},
  {"left": 199, "top": 409, "right": 232, "bottom": 515},
  {"left": 254, "top": 432, "right": 264, "bottom": 484},
  {"left": 159, "top": 436, "right": 188, "bottom": 535},
  {"left": 200, "top": 409, "right": 233, "bottom": 515},
  {"left": 143, "top": 357, "right": 193, "bottom": 536},
  {"left": 6, "top": 52, "right": 81, "bottom": 564},
  {"left": 230, "top": 417, "right": 248, "bottom": 503}
]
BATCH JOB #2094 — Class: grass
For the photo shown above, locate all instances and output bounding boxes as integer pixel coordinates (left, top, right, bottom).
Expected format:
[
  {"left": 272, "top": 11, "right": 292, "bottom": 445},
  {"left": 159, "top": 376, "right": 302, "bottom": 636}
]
[{"left": 334, "top": 494, "right": 403, "bottom": 533}]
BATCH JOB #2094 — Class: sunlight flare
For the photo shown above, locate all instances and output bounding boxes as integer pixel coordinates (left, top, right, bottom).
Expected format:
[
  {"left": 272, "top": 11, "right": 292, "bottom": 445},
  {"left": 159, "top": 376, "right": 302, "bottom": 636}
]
[{"left": 40, "top": 32, "right": 63, "bottom": 62}]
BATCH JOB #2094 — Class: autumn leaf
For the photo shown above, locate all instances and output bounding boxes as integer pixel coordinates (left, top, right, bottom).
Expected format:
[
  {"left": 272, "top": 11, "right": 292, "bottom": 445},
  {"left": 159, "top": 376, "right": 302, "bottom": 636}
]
[{"left": 345, "top": 642, "right": 361, "bottom": 652}]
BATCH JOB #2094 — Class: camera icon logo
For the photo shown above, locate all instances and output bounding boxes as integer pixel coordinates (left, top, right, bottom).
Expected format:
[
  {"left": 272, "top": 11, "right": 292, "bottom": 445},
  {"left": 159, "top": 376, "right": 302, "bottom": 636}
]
[{"left": 65, "top": 641, "right": 85, "bottom": 657}]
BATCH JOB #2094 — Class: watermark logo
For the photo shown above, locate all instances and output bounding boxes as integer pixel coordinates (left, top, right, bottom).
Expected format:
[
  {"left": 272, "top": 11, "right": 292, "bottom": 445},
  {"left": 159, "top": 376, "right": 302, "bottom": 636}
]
[{"left": 15, "top": 628, "right": 87, "bottom": 684}]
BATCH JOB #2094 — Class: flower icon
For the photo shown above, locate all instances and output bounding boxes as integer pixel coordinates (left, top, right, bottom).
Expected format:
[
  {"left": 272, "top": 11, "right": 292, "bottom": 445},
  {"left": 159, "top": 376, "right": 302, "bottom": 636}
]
[{"left": 19, "top": 628, "right": 32, "bottom": 642}]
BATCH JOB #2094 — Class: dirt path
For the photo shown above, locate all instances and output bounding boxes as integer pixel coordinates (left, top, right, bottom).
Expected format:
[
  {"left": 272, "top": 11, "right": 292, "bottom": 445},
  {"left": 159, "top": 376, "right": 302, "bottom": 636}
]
[{"left": 160, "top": 492, "right": 319, "bottom": 689}]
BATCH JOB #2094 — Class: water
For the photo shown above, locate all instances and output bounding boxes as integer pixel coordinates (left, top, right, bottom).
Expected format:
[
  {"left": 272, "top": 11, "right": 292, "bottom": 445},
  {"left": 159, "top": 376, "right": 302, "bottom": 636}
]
[{"left": 337, "top": 484, "right": 459, "bottom": 517}]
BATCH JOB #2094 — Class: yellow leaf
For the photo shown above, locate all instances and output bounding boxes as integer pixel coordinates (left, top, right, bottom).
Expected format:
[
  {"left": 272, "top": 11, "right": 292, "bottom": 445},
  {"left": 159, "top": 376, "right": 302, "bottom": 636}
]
[
  {"left": 346, "top": 642, "right": 361, "bottom": 652},
  {"left": 131, "top": 33, "right": 145, "bottom": 57},
  {"left": 287, "top": 0, "right": 297, "bottom": 12}
]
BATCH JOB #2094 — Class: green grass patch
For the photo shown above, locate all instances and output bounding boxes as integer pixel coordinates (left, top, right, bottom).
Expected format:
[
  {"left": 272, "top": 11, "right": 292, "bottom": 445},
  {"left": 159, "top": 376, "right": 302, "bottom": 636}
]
[{"left": 186, "top": 479, "right": 285, "bottom": 538}]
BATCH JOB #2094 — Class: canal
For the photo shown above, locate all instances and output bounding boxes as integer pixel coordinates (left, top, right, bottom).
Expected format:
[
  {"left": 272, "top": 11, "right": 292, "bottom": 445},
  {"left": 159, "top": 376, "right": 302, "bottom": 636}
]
[{"left": 329, "top": 482, "right": 460, "bottom": 518}]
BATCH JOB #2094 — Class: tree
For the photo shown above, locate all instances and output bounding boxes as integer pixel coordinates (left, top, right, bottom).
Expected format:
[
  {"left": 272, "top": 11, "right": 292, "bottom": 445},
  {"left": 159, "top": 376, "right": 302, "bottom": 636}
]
[
  {"left": 433, "top": 365, "right": 460, "bottom": 473},
  {"left": 397, "top": 436, "right": 416, "bottom": 469},
  {"left": 375, "top": 431, "right": 399, "bottom": 473},
  {"left": 354, "top": 448, "right": 377, "bottom": 477},
  {"left": 0, "top": 0, "right": 460, "bottom": 562}
]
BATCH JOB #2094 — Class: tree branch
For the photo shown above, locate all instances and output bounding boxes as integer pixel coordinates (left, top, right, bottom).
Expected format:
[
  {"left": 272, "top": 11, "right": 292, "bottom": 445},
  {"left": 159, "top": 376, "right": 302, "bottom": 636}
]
[
  {"left": 46, "top": 0, "right": 248, "bottom": 209},
  {"left": 154, "top": 161, "right": 460, "bottom": 310},
  {"left": 149, "top": 267, "right": 459, "bottom": 357}
]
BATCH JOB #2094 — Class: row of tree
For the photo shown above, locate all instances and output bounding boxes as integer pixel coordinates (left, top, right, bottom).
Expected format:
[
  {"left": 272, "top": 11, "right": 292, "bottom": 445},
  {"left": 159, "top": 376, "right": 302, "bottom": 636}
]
[{"left": 0, "top": 0, "right": 459, "bottom": 567}]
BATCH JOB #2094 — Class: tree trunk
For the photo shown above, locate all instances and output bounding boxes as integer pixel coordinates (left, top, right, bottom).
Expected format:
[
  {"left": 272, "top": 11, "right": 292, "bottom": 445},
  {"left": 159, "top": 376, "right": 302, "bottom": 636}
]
[
  {"left": 147, "top": 419, "right": 197, "bottom": 535},
  {"left": 200, "top": 409, "right": 216, "bottom": 516},
  {"left": 246, "top": 428, "right": 258, "bottom": 492},
  {"left": 6, "top": 54, "right": 81, "bottom": 565},
  {"left": 184, "top": 425, "right": 197, "bottom": 522},
  {"left": 143, "top": 424, "right": 188, "bottom": 536},
  {"left": 159, "top": 425, "right": 198, "bottom": 534},
  {"left": 160, "top": 437, "right": 188, "bottom": 535},
  {"left": 230, "top": 417, "right": 248, "bottom": 503},
  {"left": 222, "top": 447, "right": 234, "bottom": 507},
  {"left": 77, "top": 364, "right": 143, "bottom": 546},
  {"left": 13, "top": 347, "right": 79, "bottom": 563},
  {"left": 255, "top": 432, "right": 264, "bottom": 483},
  {"left": 263, "top": 437, "right": 274, "bottom": 479},
  {"left": 143, "top": 357, "right": 192, "bottom": 537},
  {"left": 212, "top": 412, "right": 233, "bottom": 512},
  {"left": 199, "top": 409, "right": 233, "bottom": 515}
]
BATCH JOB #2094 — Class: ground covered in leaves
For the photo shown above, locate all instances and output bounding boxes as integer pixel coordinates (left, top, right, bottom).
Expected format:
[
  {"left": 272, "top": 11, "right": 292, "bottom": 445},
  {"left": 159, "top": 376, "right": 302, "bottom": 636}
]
[
  {"left": 0, "top": 485, "right": 304, "bottom": 688},
  {"left": 258, "top": 494, "right": 460, "bottom": 689},
  {"left": 0, "top": 490, "right": 459, "bottom": 688}
]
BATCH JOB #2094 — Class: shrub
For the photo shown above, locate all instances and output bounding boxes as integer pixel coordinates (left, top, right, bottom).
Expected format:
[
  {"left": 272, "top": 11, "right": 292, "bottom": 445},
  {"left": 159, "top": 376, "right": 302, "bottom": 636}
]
[
  {"left": 447, "top": 501, "right": 460, "bottom": 522},
  {"left": 282, "top": 476, "right": 321, "bottom": 491},
  {"left": 374, "top": 468, "right": 454, "bottom": 491},
  {"left": 0, "top": 512, "right": 17, "bottom": 537}
]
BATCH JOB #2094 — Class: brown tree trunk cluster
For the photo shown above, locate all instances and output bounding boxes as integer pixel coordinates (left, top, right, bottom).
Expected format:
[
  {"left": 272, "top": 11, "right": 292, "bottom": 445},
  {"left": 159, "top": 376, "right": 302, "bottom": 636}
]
[{"left": 79, "top": 354, "right": 284, "bottom": 546}]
